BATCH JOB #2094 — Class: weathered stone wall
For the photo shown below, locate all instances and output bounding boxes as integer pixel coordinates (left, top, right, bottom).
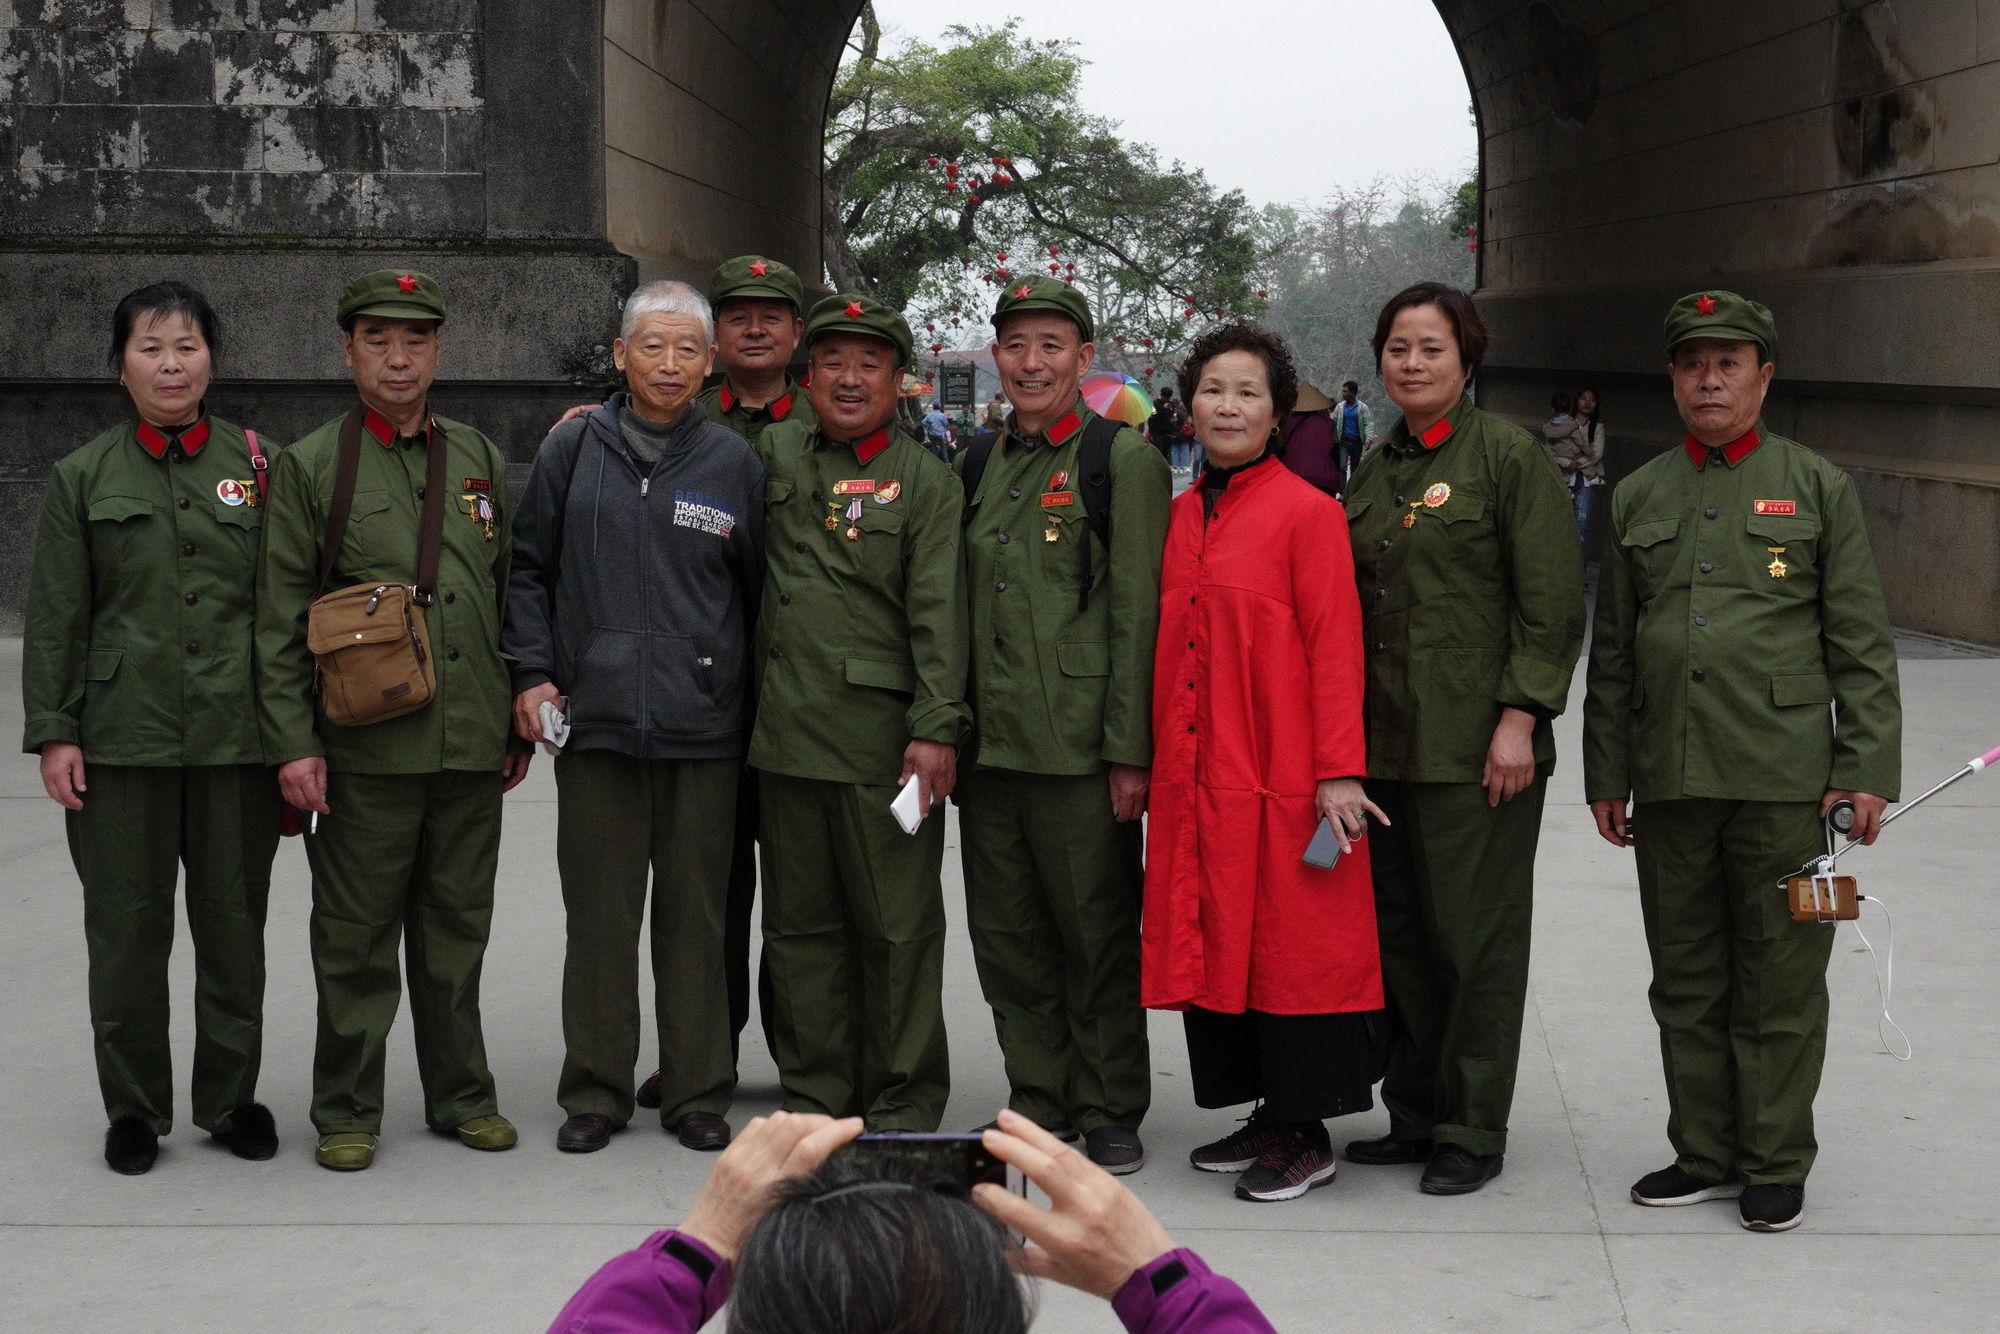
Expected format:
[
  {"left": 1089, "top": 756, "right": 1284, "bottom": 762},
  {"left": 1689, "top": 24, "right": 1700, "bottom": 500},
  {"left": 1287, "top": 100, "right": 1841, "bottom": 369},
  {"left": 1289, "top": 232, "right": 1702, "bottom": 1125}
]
[
  {"left": 1446, "top": 0, "right": 2000, "bottom": 644},
  {"left": 2, "top": 1, "right": 485, "bottom": 238},
  {"left": 0, "top": 1, "right": 628, "bottom": 630}
]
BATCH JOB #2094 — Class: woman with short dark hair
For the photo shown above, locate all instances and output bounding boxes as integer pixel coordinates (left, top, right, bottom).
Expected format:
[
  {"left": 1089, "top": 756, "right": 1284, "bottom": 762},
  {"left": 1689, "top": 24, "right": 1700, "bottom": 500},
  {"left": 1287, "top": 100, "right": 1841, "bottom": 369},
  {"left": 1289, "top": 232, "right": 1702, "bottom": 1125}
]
[
  {"left": 1144, "top": 323, "right": 1387, "bottom": 1204},
  {"left": 23, "top": 281, "right": 282, "bottom": 1174},
  {"left": 1339, "top": 282, "right": 1584, "bottom": 1195},
  {"left": 549, "top": 1110, "right": 1278, "bottom": 1332}
]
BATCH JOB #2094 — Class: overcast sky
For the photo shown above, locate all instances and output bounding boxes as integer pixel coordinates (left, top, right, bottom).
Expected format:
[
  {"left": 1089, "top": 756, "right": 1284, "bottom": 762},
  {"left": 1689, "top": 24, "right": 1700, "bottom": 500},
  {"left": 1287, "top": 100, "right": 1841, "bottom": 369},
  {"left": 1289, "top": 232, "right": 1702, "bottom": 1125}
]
[{"left": 864, "top": 0, "right": 1476, "bottom": 209}]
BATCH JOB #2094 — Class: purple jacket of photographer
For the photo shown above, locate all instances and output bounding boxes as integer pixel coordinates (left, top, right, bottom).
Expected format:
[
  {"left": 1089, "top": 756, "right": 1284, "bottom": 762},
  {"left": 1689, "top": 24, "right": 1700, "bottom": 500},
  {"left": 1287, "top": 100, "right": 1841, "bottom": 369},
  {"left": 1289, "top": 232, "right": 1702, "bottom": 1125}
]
[{"left": 546, "top": 1230, "right": 1278, "bottom": 1334}]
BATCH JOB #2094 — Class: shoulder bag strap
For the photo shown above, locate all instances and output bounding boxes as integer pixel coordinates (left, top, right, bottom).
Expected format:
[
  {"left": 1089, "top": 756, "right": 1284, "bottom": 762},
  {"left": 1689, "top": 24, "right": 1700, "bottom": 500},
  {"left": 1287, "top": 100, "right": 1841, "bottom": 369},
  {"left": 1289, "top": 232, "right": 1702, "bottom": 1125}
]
[
  {"left": 316, "top": 407, "right": 365, "bottom": 596},
  {"left": 958, "top": 429, "right": 1001, "bottom": 514},
  {"left": 245, "top": 428, "right": 268, "bottom": 504},
  {"left": 412, "top": 416, "right": 448, "bottom": 605},
  {"left": 1076, "top": 416, "right": 1119, "bottom": 611}
]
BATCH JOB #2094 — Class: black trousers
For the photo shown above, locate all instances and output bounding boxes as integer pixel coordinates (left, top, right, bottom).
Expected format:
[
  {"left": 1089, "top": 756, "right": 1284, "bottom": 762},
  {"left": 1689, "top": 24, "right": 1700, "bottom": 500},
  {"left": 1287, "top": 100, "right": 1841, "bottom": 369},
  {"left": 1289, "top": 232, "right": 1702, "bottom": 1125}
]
[{"left": 1184, "top": 1006, "right": 1388, "bottom": 1123}]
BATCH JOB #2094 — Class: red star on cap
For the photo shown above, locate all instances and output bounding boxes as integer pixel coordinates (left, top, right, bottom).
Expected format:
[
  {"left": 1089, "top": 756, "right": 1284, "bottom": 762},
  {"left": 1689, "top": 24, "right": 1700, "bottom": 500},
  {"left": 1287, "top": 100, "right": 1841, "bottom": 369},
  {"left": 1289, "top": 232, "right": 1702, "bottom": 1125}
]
[
  {"left": 396, "top": 273, "right": 417, "bottom": 293},
  {"left": 1694, "top": 293, "right": 1717, "bottom": 315},
  {"left": 749, "top": 260, "right": 769, "bottom": 277},
  {"left": 844, "top": 301, "right": 865, "bottom": 319},
  {"left": 1013, "top": 284, "right": 1034, "bottom": 299}
]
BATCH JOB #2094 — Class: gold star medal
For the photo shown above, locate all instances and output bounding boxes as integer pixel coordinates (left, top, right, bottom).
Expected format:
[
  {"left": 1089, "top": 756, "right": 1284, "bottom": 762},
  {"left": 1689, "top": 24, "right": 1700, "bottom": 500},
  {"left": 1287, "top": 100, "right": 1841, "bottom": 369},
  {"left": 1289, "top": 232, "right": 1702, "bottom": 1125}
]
[{"left": 1766, "top": 546, "right": 1789, "bottom": 578}]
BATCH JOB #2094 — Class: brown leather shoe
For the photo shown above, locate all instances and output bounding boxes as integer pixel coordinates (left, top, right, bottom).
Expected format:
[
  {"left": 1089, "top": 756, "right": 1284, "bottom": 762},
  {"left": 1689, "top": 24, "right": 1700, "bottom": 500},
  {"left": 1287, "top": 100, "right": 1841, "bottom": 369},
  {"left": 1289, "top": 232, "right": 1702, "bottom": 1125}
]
[
  {"left": 668, "top": 1111, "right": 731, "bottom": 1151},
  {"left": 557, "top": 1113, "right": 616, "bottom": 1153}
]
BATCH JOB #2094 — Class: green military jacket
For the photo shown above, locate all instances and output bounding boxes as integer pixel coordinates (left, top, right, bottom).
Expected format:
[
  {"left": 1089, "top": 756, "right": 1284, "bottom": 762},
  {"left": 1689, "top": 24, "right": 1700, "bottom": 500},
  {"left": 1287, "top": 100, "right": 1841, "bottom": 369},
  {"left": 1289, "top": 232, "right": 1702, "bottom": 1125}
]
[
  {"left": 957, "top": 400, "right": 1170, "bottom": 774},
  {"left": 23, "top": 415, "right": 273, "bottom": 765},
  {"left": 256, "top": 406, "right": 517, "bottom": 775},
  {"left": 1582, "top": 427, "right": 1901, "bottom": 804},
  {"left": 1344, "top": 394, "right": 1585, "bottom": 783},
  {"left": 696, "top": 377, "right": 818, "bottom": 443},
  {"left": 746, "top": 419, "right": 969, "bottom": 786}
]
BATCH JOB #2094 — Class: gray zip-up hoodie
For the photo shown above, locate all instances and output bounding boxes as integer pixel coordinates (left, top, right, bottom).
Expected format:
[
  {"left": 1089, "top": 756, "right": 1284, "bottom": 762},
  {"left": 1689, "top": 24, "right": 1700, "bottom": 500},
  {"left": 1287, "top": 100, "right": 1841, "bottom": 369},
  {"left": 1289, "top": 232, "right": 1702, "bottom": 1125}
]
[{"left": 505, "top": 393, "right": 764, "bottom": 758}]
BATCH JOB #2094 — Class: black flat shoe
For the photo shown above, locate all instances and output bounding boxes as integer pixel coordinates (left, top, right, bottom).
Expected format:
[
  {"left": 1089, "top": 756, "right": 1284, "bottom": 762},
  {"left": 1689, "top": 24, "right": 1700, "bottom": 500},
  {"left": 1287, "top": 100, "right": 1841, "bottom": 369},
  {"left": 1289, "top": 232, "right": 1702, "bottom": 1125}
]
[
  {"left": 635, "top": 1071, "right": 663, "bottom": 1110},
  {"left": 1343, "top": 1132, "right": 1434, "bottom": 1165},
  {"left": 558, "top": 1113, "right": 616, "bottom": 1153},
  {"left": 669, "top": 1111, "right": 731, "bottom": 1151},
  {"left": 105, "top": 1118, "right": 158, "bottom": 1175},
  {"left": 212, "top": 1102, "right": 279, "bottom": 1161},
  {"left": 1419, "top": 1145, "right": 1503, "bottom": 1194}
]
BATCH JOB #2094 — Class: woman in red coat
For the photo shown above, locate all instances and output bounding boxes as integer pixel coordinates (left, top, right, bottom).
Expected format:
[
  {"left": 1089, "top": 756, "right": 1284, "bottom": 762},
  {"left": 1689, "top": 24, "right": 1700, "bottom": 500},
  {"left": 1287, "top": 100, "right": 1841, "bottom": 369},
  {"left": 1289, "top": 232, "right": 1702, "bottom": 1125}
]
[{"left": 1143, "top": 324, "right": 1388, "bottom": 1204}]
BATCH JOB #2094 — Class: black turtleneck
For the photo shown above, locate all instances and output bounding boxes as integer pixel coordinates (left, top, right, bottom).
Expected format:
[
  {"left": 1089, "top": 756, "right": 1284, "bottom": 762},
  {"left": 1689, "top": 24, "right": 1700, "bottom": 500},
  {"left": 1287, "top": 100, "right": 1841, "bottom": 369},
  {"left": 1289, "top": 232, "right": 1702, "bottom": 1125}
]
[{"left": 1199, "top": 449, "right": 1277, "bottom": 520}]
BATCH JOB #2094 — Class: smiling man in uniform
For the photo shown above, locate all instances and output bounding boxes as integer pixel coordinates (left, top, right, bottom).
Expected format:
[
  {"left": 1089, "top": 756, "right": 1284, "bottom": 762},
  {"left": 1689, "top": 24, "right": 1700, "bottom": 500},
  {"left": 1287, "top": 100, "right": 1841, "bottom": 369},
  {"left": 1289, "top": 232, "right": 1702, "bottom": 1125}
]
[{"left": 748, "top": 293, "right": 968, "bottom": 1131}]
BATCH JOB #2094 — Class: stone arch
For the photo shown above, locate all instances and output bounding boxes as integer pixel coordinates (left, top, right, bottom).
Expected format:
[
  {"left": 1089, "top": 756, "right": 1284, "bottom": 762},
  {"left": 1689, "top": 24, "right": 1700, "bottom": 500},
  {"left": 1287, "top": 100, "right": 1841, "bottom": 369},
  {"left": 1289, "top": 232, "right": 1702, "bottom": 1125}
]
[{"left": 2, "top": 1, "right": 1996, "bottom": 641}]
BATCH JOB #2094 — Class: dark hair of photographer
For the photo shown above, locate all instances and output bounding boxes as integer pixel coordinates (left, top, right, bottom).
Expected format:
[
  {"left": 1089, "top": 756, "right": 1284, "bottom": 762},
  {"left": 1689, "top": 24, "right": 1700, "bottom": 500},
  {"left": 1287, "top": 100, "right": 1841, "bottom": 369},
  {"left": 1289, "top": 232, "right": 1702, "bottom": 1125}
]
[{"left": 730, "top": 1154, "right": 1032, "bottom": 1334}]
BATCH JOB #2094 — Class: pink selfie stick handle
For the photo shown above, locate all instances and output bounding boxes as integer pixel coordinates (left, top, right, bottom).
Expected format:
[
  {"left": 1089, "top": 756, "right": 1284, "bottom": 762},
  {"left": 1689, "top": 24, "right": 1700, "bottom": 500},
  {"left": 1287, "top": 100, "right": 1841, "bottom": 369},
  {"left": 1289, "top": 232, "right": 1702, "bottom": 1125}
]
[{"left": 1971, "top": 744, "right": 2000, "bottom": 773}]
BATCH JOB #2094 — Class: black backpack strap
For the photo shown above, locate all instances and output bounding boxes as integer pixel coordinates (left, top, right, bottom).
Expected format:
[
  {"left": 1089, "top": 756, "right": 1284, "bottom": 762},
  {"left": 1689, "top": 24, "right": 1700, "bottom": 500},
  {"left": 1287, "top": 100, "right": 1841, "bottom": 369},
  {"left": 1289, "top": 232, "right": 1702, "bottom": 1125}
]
[
  {"left": 957, "top": 430, "right": 1001, "bottom": 511},
  {"left": 1075, "top": 415, "right": 1120, "bottom": 611}
]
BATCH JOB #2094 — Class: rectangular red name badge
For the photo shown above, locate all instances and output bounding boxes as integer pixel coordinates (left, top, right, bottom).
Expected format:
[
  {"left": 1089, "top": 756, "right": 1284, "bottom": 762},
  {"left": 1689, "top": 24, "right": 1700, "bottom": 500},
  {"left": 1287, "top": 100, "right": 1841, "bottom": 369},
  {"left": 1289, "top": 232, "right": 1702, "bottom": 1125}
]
[
  {"left": 1753, "top": 499, "right": 1796, "bottom": 515},
  {"left": 462, "top": 477, "right": 491, "bottom": 492},
  {"left": 832, "top": 479, "right": 877, "bottom": 496},
  {"left": 1041, "top": 492, "right": 1075, "bottom": 508}
]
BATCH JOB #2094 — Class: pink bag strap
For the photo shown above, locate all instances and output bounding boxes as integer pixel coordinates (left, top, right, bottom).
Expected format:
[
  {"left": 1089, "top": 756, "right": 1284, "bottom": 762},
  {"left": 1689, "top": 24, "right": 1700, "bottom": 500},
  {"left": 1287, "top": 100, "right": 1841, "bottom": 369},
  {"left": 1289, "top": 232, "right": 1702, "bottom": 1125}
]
[{"left": 246, "top": 428, "right": 269, "bottom": 505}]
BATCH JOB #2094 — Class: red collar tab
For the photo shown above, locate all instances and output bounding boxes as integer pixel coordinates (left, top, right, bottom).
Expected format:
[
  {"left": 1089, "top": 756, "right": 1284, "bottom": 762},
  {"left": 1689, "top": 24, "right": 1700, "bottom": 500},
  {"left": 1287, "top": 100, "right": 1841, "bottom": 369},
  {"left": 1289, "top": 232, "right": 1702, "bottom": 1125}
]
[
  {"left": 718, "top": 385, "right": 736, "bottom": 413},
  {"left": 770, "top": 392, "right": 793, "bottom": 421},
  {"left": 135, "top": 417, "right": 210, "bottom": 459},
  {"left": 1046, "top": 406, "right": 1084, "bottom": 446},
  {"left": 364, "top": 408, "right": 436, "bottom": 446},
  {"left": 1684, "top": 427, "right": 1761, "bottom": 468},
  {"left": 1418, "top": 415, "right": 1454, "bottom": 450},
  {"left": 853, "top": 427, "right": 892, "bottom": 465}
]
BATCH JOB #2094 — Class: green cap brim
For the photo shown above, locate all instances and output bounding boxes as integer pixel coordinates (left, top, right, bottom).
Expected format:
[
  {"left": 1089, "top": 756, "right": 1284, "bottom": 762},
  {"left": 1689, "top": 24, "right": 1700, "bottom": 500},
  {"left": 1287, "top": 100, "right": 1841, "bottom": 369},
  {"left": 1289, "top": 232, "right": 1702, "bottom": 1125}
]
[
  {"left": 1672, "top": 323, "right": 1763, "bottom": 351},
  {"left": 347, "top": 301, "right": 445, "bottom": 323},
  {"left": 718, "top": 285, "right": 800, "bottom": 309}
]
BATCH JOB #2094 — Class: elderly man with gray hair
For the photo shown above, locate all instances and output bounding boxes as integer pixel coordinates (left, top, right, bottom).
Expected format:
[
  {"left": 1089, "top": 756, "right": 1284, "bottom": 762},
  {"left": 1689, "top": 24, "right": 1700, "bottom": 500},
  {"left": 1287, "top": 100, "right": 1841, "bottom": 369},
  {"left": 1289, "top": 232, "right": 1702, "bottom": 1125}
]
[{"left": 506, "top": 280, "right": 766, "bottom": 1155}]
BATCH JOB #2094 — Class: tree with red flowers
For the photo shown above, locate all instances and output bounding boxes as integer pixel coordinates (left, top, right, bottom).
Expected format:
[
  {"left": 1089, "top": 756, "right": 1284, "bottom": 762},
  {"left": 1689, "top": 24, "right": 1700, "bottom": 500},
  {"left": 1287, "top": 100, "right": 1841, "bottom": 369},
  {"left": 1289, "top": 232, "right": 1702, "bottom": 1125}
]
[{"left": 825, "top": 6, "right": 1261, "bottom": 365}]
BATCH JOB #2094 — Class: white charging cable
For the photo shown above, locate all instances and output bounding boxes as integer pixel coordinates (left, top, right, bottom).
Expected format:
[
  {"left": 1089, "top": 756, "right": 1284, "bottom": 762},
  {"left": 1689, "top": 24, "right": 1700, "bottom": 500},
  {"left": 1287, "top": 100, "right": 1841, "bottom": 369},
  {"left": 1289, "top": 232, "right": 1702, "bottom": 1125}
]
[{"left": 1849, "top": 895, "right": 1911, "bottom": 1061}]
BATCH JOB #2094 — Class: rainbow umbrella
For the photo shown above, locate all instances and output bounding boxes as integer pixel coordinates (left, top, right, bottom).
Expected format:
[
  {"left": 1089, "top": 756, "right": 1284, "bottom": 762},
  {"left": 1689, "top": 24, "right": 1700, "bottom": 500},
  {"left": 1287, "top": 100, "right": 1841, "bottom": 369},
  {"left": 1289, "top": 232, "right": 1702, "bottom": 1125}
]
[{"left": 1079, "top": 371, "right": 1154, "bottom": 427}]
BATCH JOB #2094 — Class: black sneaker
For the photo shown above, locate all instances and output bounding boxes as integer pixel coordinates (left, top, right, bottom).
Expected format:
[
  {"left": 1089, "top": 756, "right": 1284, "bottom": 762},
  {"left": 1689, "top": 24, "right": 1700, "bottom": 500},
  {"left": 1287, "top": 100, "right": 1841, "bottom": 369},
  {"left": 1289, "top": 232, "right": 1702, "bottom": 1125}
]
[
  {"left": 1190, "top": 1114, "right": 1294, "bottom": 1174},
  {"left": 1739, "top": 1184, "right": 1805, "bottom": 1232},
  {"left": 1631, "top": 1164, "right": 1742, "bottom": 1207},
  {"left": 1234, "top": 1128, "right": 1337, "bottom": 1202},
  {"left": 1084, "top": 1126, "right": 1145, "bottom": 1175}
]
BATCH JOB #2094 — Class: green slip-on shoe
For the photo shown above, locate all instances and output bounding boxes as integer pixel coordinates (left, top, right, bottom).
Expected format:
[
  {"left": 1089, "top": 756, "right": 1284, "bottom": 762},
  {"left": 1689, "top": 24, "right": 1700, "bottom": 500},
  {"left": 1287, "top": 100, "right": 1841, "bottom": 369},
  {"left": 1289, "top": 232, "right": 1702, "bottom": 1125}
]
[
  {"left": 453, "top": 1115, "right": 518, "bottom": 1151},
  {"left": 315, "top": 1133, "right": 378, "bottom": 1171}
]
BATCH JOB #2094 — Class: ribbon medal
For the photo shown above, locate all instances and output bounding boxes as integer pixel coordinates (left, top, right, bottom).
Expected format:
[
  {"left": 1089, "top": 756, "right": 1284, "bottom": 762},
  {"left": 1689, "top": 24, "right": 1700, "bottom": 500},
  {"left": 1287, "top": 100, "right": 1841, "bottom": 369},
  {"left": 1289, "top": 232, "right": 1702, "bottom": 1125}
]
[{"left": 844, "top": 498, "right": 864, "bottom": 541}]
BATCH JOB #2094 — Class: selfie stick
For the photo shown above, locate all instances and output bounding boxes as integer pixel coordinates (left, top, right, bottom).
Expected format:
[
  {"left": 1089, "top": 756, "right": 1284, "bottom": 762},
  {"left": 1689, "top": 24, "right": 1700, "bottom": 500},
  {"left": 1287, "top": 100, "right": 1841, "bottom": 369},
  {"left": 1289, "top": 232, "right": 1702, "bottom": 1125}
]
[{"left": 1830, "top": 741, "right": 2000, "bottom": 861}]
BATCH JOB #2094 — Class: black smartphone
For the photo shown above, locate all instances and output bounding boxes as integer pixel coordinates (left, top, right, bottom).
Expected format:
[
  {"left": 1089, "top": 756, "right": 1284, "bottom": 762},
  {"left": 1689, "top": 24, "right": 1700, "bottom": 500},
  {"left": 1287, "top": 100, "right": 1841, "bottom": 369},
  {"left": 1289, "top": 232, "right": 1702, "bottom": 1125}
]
[
  {"left": 832, "top": 1133, "right": 1026, "bottom": 1195},
  {"left": 1302, "top": 816, "right": 1343, "bottom": 870}
]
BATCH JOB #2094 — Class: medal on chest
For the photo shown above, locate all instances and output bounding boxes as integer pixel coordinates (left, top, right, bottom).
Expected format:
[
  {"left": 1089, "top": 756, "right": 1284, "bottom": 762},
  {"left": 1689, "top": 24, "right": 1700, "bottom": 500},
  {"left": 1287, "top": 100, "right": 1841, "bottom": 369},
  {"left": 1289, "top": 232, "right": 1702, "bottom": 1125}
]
[
  {"left": 844, "top": 498, "right": 864, "bottom": 541},
  {"left": 460, "top": 493, "right": 495, "bottom": 540},
  {"left": 1766, "top": 546, "right": 1789, "bottom": 578}
]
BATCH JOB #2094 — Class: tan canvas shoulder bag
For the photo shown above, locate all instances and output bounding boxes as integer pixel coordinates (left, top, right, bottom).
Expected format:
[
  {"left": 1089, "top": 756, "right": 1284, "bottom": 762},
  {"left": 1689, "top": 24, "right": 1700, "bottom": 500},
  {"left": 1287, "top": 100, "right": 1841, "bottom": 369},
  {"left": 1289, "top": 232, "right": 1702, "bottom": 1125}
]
[{"left": 304, "top": 407, "right": 449, "bottom": 727}]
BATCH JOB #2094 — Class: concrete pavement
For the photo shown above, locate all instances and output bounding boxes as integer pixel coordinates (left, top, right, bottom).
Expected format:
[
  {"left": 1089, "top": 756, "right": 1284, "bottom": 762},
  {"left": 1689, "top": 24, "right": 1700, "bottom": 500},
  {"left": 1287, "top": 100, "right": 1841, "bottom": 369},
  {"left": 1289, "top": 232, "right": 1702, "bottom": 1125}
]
[{"left": 2, "top": 633, "right": 1996, "bottom": 1333}]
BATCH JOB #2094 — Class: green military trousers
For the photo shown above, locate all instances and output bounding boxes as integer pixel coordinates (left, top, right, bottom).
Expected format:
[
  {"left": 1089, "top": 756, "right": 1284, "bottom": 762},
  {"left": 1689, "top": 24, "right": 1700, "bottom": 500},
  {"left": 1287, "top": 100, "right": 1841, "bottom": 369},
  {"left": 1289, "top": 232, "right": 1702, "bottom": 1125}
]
[
  {"left": 758, "top": 771, "right": 950, "bottom": 1131},
  {"left": 304, "top": 769, "right": 503, "bottom": 1136},
  {"left": 1367, "top": 778, "right": 1546, "bottom": 1158},
  {"left": 67, "top": 763, "right": 279, "bottom": 1136},
  {"left": 1634, "top": 798, "right": 1832, "bottom": 1187},
  {"left": 957, "top": 767, "right": 1150, "bottom": 1133},
  {"left": 554, "top": 751, "right": 737, "bottom": 1125}
]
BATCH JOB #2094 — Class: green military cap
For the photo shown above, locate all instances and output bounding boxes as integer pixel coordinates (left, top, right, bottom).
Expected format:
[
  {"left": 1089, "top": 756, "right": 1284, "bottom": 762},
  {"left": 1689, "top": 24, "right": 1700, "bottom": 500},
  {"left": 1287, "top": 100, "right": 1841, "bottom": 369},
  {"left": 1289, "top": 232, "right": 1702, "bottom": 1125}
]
[
  {"left": 337, "top": 268, "right": 446, "bottom": 326},
  {"left": 991, "top": 273, "right": 1094, "bottom": 344},
  {"left": 802, "top": 293, "right": 913, "bottom": 365},
  {"left": 1664, "top": 290, "right": 1775, "bottom": 361},
  {"left": 708, "top": 254, "right": 806, "bottom": 315}
]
